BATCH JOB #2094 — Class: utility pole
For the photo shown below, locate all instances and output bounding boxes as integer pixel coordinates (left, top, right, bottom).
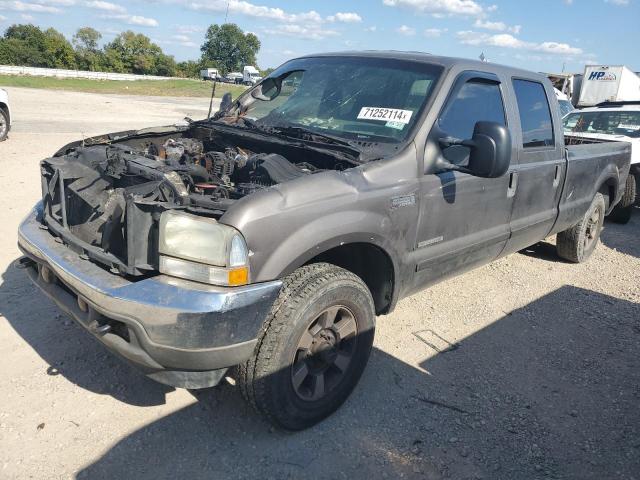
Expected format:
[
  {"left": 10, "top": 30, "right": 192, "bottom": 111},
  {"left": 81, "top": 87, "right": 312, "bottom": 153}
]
[{"left": 224, "top": 0, "right": 230, "bottom": 24}]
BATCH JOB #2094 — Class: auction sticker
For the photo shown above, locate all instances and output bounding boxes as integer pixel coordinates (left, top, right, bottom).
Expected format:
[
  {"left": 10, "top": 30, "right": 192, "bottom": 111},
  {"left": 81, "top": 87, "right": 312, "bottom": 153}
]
[{"left": 358, "top": 107, "right": 413, "bottom": 124}]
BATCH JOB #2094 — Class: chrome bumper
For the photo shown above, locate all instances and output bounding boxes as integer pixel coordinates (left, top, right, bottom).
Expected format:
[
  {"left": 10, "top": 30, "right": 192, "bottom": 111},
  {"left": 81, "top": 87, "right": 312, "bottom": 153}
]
[{"left": 18, "top": 203, "right": 282, "bottom": 388}]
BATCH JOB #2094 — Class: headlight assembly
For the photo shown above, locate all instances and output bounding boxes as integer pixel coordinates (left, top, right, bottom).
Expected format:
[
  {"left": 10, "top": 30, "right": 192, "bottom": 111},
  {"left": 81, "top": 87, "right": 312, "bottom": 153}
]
[{"left": 158, "top": 210, "right": 249, "bottom": 286}]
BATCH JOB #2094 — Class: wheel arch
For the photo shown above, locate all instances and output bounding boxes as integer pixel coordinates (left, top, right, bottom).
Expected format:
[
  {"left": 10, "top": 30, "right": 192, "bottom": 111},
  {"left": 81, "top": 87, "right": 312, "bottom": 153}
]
[
  {"left": 597, "top": 174, "right": 619, "bottom": 214},
  {"left": 304, "top": 242, "right": 396, "bottom": 315}
]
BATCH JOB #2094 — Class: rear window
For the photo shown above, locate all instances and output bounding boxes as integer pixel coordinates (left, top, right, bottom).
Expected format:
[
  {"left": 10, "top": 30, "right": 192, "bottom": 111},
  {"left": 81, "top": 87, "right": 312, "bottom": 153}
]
[{"left": 513, "top": 80, "right": 555, "bottom": 148}]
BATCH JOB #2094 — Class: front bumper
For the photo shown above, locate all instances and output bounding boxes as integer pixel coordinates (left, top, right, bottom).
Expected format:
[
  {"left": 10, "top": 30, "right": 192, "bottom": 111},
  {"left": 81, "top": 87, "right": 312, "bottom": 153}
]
[{"left": 18, "top": 203, "right": 282, "bottom": 389}]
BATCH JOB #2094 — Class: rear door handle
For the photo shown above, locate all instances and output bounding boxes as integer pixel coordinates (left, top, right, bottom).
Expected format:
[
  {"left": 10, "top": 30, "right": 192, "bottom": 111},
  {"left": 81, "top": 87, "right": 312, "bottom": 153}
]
[
  {"left": 553, "top": 164, "right": 562, "bottom": 187},
  {"left": 507, "top": 171, "right": 518, "bottom": 198}
]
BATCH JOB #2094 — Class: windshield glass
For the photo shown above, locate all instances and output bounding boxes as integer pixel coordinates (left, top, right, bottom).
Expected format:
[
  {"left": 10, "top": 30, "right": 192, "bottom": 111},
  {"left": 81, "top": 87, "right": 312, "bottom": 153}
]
[
  {"left": 558, "top": 100, "right": 574, "bottom": 118},
  {"left": 564, "top": 110, "right": 640, "bottom": 138},
  {"left": 225, "top": 56, "right": 443, "bottom": 143}
]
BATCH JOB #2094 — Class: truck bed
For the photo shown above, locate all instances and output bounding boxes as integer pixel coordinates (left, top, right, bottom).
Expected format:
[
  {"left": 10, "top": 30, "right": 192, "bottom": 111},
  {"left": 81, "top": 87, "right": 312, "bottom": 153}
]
[{"left": 553, "top": 137, "right": 632, "bottom": 233}]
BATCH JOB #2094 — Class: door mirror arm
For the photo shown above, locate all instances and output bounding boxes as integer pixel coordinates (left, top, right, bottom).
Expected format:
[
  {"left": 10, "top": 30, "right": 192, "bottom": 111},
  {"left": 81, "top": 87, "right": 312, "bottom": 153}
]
[{"left": 435, "top": 137, "right": 475, "bottom": 175}]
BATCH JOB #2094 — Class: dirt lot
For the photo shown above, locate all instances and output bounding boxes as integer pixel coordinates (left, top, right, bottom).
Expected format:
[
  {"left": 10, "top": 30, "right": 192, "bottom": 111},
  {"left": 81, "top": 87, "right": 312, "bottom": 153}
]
[{"left": 0, "top": 87, "right": 639, "bottom": 480}]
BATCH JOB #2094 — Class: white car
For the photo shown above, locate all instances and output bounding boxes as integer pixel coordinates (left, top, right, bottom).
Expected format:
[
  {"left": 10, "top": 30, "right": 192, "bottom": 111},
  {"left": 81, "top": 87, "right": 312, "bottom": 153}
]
[
  {"left": 564, "top": 102, "right": 639, "bottom": 223},
  {"left": 0, "top": 88, "right": 11, "bottom": 142},
  {"left": 555, "top": 87, "right": 575, "bottom": 118}
]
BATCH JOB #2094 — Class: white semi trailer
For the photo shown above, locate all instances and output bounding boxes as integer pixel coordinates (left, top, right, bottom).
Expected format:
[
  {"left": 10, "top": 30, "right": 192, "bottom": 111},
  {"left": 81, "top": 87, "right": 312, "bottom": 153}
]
[{"left": 578, "top": 65, "right": 640, "bottom": 107}]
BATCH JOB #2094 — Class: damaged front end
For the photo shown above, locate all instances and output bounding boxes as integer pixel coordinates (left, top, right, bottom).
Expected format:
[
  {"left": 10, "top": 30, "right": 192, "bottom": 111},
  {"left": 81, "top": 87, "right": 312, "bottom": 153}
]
[{"left": 39, "top": 123, "right": 360, "bottom": 277}]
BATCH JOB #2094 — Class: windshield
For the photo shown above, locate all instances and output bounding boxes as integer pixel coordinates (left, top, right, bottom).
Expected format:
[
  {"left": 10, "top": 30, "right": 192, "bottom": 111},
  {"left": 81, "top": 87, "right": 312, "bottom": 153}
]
[
  {"left": 558, "top": 100, "right": 574, "bottom": 118},
  {"left": 564, "top": 110, "right": 640, "bottom": 138},
  {"left": 225, "top": 56, "right": 443, "bottom": 143}
]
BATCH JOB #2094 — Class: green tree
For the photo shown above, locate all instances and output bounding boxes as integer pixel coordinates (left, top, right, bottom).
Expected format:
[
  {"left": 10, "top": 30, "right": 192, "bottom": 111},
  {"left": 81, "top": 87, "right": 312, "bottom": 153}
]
[
  {"left": 103, "top": 31, "right": 176, "bottom": 76},
  {"left": 73, "top": 27, "right": 103, "bottom": 71},
  {"left": 176, "top": 60, "right": 203, "bottom": 78},
  {"left": 43, "top": 28, "right": 76, "bottom": 69},
  {"left": 72, "top": 27, "right": 101, "bottom": 52},
  {"left": 104, "top": 31, "right": 162, "bottom": 74},
  {"left": 1, "top": 24, "right": 47, "bottom": 67},
  {"left": 0, "top": 24, "right": 75, "bottom": 68},
  {"left": 200, "top": 23, "right": 260, "bottom": 75},
  {"left": 154, "top": 53, "right": 177, "bottom": 77},
  {"left": 260, "top": 67, "right": 275, "bottom": 77},
  {"left": 0, "top": 37, "right": 46, "bottom": 67},
  {"left": 101, "top": 47, "right": 125, "bottom": 73}
]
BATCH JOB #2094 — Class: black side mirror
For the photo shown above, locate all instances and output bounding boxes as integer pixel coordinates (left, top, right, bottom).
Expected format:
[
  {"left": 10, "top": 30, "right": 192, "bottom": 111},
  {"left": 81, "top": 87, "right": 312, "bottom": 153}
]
[
  {"left": 219, "top": 92, "right": 233, "bottom": 112},
  {"left": 251, "top": 77, "right": 280, "bottom": 101},
  {"left": 466, "top": 121, "right": 511, "bottom": 178},
  {"left": 438, "top": 121, "right": 511, "bottom": 178}
]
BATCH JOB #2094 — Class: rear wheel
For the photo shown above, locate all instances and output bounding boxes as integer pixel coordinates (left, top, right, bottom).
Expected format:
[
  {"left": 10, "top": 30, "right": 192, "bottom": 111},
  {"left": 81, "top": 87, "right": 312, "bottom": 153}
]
[
  {"left": 609, "top": 173, "right": 636, "bottom": 224},
  {"left": 557, "top": 192, "right": 605, "bottom": 263},
  {"left": 237, "top": 263, "right": 375, "bottom": 430}
]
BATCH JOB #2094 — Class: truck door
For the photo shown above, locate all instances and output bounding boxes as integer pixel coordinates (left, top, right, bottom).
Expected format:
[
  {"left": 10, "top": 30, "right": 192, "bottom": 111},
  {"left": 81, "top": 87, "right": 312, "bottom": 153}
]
[
  {"left": 412, "top": 71, "right": 516, "bottom": 291},
  {"left": 501, "top": 79, "right": 565, "bottom": 256}
]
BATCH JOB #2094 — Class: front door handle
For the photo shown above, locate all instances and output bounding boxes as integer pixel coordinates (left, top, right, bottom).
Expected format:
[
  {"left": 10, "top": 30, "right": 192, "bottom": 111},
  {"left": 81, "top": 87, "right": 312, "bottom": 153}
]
[{"left": 507, "top": 171, "right": 518, "bottom": 198}]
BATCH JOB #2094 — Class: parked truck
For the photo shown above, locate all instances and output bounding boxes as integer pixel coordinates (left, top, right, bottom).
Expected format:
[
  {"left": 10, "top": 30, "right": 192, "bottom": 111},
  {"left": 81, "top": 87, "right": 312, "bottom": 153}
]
[
  {"left": 578, "top": 65, "right": 640, "bottom": 107},
  {"left": 564, "top": 101, "right": 639, "bottom": 222},
  {"left": 547, "top": 72, "right": 583, "bottom": 106},
  {"left": 200, "top": 68, "right": 220, "bottom": 81},
  {"left": 18, "top": 52, "right": 631, "bottom": 430},
  {"left": 243, "top": 65, "right": 262, "bottom": 86}
]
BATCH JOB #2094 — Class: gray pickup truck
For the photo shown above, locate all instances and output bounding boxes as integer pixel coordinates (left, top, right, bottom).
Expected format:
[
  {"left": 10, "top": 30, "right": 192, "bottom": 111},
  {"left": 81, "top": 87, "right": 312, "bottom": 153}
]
[{"left": 18, "top": 52, "right": 631, "bottom": 430}]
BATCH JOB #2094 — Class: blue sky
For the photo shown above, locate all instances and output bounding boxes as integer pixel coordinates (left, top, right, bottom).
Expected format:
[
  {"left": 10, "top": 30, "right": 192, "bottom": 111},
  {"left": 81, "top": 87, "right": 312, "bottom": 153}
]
[{"left": 0, "top": 0, "right": 638, "bottom": 73}]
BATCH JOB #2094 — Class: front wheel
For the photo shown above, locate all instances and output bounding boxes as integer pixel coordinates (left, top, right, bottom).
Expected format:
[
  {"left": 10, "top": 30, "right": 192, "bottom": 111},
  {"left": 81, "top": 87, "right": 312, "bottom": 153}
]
[
  {"left": 0, "top": 108, "right": 8, "bottom": 142},
  {"left": 557, "top": 192, "right": 606, "bottom": 263},
  {"left": 237, "top": 263, "right": 375, "bottom": 430}
]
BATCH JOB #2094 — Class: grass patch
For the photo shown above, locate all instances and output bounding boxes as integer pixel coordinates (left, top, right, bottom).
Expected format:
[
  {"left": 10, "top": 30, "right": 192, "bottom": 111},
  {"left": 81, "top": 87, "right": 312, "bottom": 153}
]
[{"left": 0, "top": 75, "right": 248, "bottom": 98}]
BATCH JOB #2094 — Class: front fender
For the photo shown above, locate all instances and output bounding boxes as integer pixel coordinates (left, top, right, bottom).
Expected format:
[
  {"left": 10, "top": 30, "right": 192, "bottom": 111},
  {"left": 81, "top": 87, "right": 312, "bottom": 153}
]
[{"left": 259, "top": 210, "right": 402, "bottom": 281}]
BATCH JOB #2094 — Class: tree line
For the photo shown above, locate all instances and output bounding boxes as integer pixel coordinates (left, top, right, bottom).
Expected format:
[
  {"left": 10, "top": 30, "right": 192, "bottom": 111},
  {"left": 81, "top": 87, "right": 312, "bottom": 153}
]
[{"left": 0, "top": 23, "right": 262, "bottom": 78}]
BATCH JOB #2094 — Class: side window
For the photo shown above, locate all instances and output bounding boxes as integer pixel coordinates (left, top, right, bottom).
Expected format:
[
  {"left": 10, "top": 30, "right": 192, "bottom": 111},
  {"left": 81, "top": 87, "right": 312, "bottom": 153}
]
[
  {"left": 513, "top": 79, "right": 555, "bottom": 148},
  {"left": 438, "top": 79, "right": 506, "bottom": 164},
  {"left": 439, "top": 80, "right": 506, "bottom": 139}
]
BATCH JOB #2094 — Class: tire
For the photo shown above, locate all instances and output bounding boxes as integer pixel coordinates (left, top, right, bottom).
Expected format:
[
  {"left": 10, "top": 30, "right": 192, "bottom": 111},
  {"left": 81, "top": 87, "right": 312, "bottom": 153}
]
[
  {"left": 557, "top": 192, "right": 606, "bottom": 263},
  {"left": 0, "top": 108, "right": 8, "bottom": 142},
  {"left": 608, "top": 173, "right": 636, "bottom": 224},
  {"left": 237, "top": 263, "right": 375, "bottom": 430}
]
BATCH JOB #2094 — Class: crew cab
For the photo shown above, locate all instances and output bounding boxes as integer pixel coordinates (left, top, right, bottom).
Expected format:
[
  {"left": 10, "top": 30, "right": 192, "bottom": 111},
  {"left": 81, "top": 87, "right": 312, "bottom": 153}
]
[
  {"left": 17, "top": 52, "right": 631, "bottom": 430},
  {"left": 564, "top": 101, "right": 639, "bottom": 223}
]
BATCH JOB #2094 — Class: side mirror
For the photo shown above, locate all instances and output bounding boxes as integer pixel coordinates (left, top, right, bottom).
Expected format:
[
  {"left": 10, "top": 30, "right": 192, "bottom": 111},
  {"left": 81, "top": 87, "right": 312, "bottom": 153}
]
[
  {"left": 251, "top": 77, "right": 280, "bottom": 101},
  {"left": 219, "top": 92, "right": 233, "bottom": 113},
  {"left": 438, "top": 121, "right": 511, "bottom": 178},
  {"left": 466, "top": 121, "right": 511, "bottom": 178}
]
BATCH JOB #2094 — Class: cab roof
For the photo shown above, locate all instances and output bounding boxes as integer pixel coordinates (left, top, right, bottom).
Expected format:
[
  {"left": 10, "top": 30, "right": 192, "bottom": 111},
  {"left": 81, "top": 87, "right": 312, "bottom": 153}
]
[{"left": 296, "top": 50, "right": 549, "bottom": 83}]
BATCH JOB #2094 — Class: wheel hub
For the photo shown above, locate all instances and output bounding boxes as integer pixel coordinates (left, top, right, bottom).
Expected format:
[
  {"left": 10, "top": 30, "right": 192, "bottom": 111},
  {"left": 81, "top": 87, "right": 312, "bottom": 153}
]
[
  {"left": 311, "top": 329, "right": 338, "bottom": 364},
  {"left": 291, "top": 305, "right": 358, "bottom": 401}
]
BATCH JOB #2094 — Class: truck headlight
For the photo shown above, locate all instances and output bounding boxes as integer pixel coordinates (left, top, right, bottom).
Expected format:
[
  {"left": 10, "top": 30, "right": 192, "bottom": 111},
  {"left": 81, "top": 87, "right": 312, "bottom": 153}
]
[{"left": 158, "top": 210, "right": 249, "bottom": 286}]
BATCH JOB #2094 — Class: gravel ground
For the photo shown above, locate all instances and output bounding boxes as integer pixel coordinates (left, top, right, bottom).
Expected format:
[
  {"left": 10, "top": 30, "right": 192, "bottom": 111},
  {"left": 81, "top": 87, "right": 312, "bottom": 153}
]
[{"left": 0, "top": 87, "right": 639, "bottom": 480}]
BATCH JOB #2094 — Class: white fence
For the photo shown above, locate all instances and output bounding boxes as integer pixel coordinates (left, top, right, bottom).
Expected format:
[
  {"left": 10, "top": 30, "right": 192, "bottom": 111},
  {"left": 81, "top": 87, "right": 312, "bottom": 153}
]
[{"left": 0, "top": 65, "right": 181, "bottom": 81}]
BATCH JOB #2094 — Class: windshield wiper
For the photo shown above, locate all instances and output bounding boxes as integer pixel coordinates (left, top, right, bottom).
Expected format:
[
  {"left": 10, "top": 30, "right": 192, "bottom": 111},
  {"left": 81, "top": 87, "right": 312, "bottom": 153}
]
[{"left": 261, "top": 125, "right": 361, "bottom": 150}]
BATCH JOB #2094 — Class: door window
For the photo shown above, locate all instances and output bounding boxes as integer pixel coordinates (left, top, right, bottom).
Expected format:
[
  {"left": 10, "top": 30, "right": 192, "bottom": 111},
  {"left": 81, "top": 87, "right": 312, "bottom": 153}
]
[
  {"left": 438, "top": 79, "right": 506, "bottom": 164},
  {"left": 513, "top": 79, "right": 555, "bottom": 148}
]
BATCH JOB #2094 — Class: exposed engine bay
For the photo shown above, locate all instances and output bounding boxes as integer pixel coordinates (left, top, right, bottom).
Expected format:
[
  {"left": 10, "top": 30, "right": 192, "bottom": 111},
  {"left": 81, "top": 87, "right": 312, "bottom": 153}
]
[{"left": 40, "top": 125, "right": 360, "bottom": 276}]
